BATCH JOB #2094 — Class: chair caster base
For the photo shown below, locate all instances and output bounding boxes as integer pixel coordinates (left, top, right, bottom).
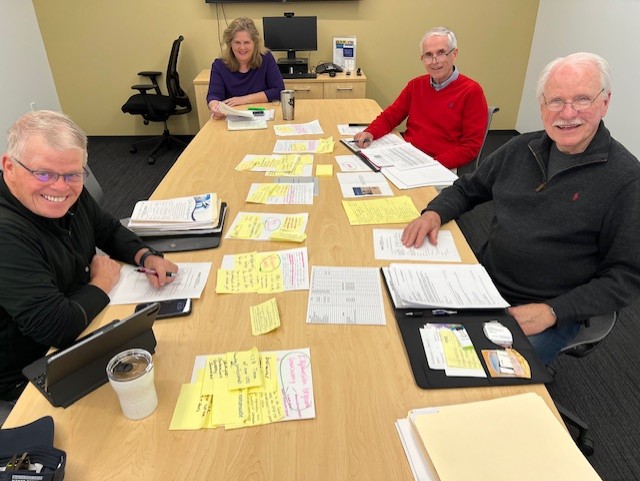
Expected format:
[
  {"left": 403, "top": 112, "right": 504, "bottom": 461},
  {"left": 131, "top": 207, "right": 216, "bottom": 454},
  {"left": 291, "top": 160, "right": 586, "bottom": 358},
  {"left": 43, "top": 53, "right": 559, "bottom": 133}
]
[
  {"left": 130, "top": 146, "right": 137, "bottom": 154},
  {"left": 578, "top": 436, "right": 595, "bottom": 456},
  {"left": 147, "top": 157, "right": 156, "bottom": 165}
]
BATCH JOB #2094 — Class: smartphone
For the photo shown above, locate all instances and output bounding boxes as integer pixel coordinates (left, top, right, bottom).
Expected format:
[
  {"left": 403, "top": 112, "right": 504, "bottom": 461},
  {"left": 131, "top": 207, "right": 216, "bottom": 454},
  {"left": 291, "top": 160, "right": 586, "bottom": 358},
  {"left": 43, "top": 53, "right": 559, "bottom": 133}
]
[{"left": 135, "top": 299, "right": 191, "bottom": 319}]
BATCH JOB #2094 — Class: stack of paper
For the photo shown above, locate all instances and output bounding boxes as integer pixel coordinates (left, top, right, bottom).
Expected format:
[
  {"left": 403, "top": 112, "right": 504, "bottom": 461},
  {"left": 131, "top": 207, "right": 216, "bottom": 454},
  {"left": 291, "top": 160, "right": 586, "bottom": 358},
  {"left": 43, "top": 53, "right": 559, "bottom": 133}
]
[
  {"left": 127, "top": 193, "right": 223, "bottom": 236},
  {"left": 382, "top": 263, "right": 509, "bottom": 309},
  {"left": 396, "top": 393, "right": 602, "bottom": 481}
]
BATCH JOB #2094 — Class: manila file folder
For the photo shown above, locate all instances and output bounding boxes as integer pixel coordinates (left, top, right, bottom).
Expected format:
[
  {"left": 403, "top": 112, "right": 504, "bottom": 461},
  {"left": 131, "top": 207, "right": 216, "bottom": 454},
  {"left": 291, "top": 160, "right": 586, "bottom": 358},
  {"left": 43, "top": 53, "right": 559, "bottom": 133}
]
[{"left": 411, "top": 393, "right": 601, "bottom": 481}]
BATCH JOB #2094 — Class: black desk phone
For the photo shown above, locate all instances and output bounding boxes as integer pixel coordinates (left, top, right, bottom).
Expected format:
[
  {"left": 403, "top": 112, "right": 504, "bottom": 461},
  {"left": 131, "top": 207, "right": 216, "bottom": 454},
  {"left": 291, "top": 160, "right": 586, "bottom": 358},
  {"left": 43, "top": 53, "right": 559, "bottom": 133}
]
[{"left": 316, "top": 62, "right": 343, "bottom": 74}]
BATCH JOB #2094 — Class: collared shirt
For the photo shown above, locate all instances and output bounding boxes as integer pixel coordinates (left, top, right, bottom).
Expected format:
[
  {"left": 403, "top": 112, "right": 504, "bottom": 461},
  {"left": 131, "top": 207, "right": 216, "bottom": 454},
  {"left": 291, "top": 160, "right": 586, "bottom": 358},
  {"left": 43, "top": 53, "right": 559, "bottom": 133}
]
[{"left": 430, "top": 66, "right": 459, "bottom": 91}]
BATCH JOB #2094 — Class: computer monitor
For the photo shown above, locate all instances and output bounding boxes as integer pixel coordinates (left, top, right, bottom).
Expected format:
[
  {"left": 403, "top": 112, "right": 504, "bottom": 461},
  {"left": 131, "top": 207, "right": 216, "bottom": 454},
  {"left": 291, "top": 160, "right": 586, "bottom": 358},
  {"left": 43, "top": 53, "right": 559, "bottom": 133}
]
[{"left": 263, "top": 15, "right": 318, "bottom": 63}]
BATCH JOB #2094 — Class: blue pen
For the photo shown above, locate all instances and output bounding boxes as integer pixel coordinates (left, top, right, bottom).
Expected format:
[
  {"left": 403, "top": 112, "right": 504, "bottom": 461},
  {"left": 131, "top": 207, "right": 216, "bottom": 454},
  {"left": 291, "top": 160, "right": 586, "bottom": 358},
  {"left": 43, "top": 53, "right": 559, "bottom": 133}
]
[{"left": 432, "top": 309, "right": 457, "bottom": 316}]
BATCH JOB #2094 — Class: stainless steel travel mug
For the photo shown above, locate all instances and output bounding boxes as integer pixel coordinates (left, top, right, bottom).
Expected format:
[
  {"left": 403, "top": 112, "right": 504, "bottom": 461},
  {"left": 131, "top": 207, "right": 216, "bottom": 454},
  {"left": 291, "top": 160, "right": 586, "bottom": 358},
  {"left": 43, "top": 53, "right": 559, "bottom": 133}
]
[{"left": 280, "top": 89, "right": 295, "bottom": 120}]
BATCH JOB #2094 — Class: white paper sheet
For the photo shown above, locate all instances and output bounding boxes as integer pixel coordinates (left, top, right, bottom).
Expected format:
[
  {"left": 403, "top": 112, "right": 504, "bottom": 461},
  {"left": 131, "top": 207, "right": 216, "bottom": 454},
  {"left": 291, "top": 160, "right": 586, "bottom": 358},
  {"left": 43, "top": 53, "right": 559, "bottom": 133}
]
[
  {"left": 373, "top": 229, "right": 462, "bottom": 262},
  {"left": 337, "top": 172, "right": 393, "bottom": 197},
  {"left": 306, "top": 266, "right": 386, "bottom": 325},
  {"left": 108, "top": 262, "right": 212, "bottom": 305}
]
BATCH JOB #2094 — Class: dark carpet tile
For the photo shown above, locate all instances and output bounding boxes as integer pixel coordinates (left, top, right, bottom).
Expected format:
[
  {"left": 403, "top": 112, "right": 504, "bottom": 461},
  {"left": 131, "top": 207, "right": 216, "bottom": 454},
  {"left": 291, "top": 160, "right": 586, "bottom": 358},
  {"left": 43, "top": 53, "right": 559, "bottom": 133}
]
[{"left": 86, "top": 136, "right": 186, "bottom": 219}]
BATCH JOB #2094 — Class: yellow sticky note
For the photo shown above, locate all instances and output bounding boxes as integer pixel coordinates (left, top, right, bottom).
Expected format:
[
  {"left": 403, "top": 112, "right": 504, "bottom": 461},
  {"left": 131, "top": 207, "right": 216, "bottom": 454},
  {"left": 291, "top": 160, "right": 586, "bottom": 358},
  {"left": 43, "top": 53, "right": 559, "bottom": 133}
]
[
  {"left": 229, "top": 214, "right": 264, "bottom": 239},
  {"left": 169, "top": 384, "right": 212, "bottom": 430},
  {"left": 249, "top": 354, "right": 278, "bottom": 393},
  {"left": 227, "top": 347, "right": 263, "bottom": 390},
  {"left": 316, "top": 164, "right": 333, "bottom": 177},
  {"left": 211, "top": 382, "right": 248, "bottom": 426},
  {"left": 317, "top": 136, "right": 335, "bottom": 153},
  {"left": 202, "top": 354, "right": 228, "bottom": 395},
  {"left": 269, "top": 230, "right": 307, "bottom": 243},
  {"left": 250, "top": 298, "right": 281, "bottom": 335},
  {"left": 341, "top": 195, "right": 420, "bottom": 225}
]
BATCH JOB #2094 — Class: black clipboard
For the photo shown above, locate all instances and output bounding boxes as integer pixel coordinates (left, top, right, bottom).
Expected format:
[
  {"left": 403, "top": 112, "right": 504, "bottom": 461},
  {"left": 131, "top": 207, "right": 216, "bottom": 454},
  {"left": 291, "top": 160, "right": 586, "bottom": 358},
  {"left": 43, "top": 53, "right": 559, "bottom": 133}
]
[
  {"left": 382, "top": 270, "right": 553, "bottom": 389},
  {"left": 141, "top": 202, "right": 227, "bottom": 252}
]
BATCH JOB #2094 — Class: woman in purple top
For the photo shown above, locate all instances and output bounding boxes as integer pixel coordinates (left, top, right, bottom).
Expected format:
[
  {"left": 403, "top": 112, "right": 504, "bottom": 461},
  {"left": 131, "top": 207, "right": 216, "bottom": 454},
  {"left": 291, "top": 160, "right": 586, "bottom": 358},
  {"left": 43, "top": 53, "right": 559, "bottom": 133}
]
[{"left": 207, "top": 17, "right": 285, "bottom": 120}]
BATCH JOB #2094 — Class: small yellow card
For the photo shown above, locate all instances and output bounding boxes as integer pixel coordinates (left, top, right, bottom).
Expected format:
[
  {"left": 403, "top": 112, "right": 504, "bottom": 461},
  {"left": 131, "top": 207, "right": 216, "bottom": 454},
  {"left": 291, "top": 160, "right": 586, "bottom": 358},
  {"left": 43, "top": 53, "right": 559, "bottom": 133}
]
[{"left": 316, "top": 164, "right": 333, "bottom": 177}]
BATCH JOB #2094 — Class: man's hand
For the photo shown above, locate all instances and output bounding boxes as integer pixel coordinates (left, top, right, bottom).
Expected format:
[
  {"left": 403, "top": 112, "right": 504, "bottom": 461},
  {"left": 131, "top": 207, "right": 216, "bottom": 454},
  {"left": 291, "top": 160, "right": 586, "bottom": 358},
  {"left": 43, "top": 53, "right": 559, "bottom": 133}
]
[
  {"left": 89, "top": 255, "right": 122, "bottom": 293},
  {"left": 353, "top": 131, "right": 373, "bottom": 148},
  {"left": 401, "top": 211, "right": 442, "bottom": 248},
  {"left": 142, "top": 256, "right": 179, "bottom": 288},
  {"left": 508, "top": 303, "right": 557, "bottom": 336}
]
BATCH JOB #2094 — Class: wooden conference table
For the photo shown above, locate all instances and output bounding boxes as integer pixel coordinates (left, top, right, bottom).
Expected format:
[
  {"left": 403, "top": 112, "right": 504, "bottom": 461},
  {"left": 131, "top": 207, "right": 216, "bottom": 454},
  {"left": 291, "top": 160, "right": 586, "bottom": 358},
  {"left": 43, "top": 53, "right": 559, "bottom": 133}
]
[{"left": 5, "top": 99, "right": 558, "bottom": 481}]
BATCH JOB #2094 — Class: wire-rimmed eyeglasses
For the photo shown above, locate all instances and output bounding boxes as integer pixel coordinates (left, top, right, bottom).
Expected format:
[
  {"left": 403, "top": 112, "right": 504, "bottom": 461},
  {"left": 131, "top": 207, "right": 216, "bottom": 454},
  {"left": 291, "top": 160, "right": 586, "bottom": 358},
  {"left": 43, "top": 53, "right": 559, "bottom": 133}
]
[
  {"left": 11, "top": 156, "right": 88, "bottom": 184},
  {"left": 421, "top": 47, "right": 455, "bottom": 63},
  {"left": 542, "top": 88, "right": 605, "bottom": 112}
]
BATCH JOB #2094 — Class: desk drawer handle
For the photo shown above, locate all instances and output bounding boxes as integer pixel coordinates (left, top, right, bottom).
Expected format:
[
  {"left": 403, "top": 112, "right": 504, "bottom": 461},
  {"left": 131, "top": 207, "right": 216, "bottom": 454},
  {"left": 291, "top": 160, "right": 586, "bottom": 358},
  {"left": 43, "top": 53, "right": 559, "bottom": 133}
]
[
  {"left": 294, "top": 88, "right": 311, "bottom": 92},
  {"left": 336, "top": 87, "right": 354, "bottom": 91}
]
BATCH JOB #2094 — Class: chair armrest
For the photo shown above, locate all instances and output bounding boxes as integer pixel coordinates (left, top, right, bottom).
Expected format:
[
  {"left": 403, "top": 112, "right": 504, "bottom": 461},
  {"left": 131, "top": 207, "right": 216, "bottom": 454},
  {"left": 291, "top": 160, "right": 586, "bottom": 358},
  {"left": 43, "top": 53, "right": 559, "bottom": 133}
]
[
  {"left": 136, "top": 72, "right": 162, "bottom": 94},
  {"left": 138, "top": 71, "right": 162, "bottom": 76},
  {"left": 131, "top": 84, "right": 157, "bottom": 93}
]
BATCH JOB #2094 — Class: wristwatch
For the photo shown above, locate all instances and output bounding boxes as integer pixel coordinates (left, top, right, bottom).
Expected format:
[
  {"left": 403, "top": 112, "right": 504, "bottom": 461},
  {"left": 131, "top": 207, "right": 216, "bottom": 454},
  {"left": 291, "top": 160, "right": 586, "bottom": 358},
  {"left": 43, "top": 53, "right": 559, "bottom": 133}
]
[{"left": 139, "top": 247, "right": 164, "bottom": 268}]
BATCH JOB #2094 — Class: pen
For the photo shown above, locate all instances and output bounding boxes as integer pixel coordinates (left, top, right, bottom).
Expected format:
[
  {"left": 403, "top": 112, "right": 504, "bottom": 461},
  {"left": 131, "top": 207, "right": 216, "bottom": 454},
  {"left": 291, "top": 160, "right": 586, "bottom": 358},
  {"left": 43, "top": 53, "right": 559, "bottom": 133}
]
[
  {"left": 405, "top": 311, "right": 425, "bottom": 317},
  {"left": 340, "top": 139, "right": 381, "bottom": 172},
  {"left": 135, "top": 268, "right": 176, "bottom": 277},
  {"left": 349, "top": 123, "right": 370, "bottom": 127},
  {"left": 432, "top": 309, "right": 457, "bottom": 316}
]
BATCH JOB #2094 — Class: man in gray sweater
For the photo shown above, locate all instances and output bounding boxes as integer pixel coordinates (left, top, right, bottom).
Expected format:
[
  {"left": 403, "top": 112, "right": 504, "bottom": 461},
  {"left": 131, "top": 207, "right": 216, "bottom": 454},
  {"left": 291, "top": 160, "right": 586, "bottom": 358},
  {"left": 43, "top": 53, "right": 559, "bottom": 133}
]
[{"left": 402, "top": 52, "right": 640, "bottom": 364}]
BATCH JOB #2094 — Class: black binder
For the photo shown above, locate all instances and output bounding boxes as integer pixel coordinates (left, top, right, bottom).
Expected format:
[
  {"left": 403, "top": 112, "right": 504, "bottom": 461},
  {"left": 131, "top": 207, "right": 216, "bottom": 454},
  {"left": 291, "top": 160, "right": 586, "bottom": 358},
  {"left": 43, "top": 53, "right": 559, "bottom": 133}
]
[
  {"left": 382, "top": 273, "right": 553, "bottom": 389},
  {"left": 142, "top": 202, "right": 227, "bottom": 252}
]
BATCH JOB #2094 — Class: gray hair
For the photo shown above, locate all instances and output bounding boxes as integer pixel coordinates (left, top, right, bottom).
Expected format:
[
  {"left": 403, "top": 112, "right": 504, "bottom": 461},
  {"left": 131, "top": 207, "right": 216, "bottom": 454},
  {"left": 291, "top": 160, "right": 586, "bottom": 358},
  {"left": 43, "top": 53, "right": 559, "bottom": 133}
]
[
  {"left": 420, "top": 27, "right": 457, "bottom": 52},
  {"left": 6, "top": 110, "right": 88, "bottom": 165},
  {"left": 536, "top": 52, "right": 611, "bottom": 101}
]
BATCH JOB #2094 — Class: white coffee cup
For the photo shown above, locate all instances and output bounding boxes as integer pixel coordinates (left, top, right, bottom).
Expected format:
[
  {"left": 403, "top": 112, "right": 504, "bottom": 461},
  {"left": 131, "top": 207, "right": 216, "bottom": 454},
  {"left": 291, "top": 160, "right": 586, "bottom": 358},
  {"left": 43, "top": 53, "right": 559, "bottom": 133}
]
[{"left": 106, "top": 348, "right": 158, "bottom": 420}]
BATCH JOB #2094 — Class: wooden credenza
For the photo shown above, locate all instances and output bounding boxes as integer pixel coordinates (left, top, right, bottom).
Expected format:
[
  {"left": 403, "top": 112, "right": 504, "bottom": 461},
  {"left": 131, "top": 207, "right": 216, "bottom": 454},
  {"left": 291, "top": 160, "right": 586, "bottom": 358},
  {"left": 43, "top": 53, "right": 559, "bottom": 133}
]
[{"left": 193, "top": 68, "right": 367, "bottom": 128}]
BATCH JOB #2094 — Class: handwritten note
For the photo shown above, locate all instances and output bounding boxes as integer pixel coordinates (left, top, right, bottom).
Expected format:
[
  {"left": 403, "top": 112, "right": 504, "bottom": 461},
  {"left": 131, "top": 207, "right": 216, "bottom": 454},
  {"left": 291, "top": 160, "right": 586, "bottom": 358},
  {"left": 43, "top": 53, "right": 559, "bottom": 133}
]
[
  {"left": 341, "top": 196, "right": 420, "bottom": 225},
  {"left": 170, "top": 348, "right": 315, "bottom": 430},
  {"left": 250, "top": 298, "right": 282, "bottom": 335}
]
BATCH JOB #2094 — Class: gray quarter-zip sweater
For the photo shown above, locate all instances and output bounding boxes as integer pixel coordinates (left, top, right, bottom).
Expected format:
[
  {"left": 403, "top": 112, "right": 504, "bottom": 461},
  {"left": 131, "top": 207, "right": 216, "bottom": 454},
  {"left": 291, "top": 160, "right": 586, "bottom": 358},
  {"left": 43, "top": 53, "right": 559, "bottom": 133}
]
[{"left": 426, "top": 121, "right": 640, "bottom": 326}]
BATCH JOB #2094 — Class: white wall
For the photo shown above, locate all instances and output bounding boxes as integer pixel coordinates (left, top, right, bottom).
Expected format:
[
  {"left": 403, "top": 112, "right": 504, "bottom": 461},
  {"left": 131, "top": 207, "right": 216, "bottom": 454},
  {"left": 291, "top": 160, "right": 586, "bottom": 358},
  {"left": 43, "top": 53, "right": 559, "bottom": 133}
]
[
  {"left": 517, "top": 0, "right": 640, "bottom": 158},
  {"left": 0, "top": 0, "right": 60, "bottom": 154}
]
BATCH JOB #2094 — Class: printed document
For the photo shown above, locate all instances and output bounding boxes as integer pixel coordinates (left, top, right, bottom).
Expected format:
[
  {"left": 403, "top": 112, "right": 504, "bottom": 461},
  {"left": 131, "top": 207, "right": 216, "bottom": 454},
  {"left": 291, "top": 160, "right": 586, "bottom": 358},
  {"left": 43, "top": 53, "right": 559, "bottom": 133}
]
[
  {"left": 273, "top": 137, "right": 335, "bottom": 154},
  {"left": 373, "top": 229, "right": 461, "bottom": 262},
  {"left": 337, "top": 172, "right": 393, "bottom": 197},
  {"left": 306, "top": 266, "right": 386, "bottom": 325},
  {"left": 335, "top": 154, "right": 371, "bottom": 172},
  {"left": 109, "top": 262, "right": 212, "bottom": 305},
  {"left": 384, "top": 263, "right": 509, "bottom": 309},
  {"left": 274, "top": 119, "right": 324, "bottom": 136}
]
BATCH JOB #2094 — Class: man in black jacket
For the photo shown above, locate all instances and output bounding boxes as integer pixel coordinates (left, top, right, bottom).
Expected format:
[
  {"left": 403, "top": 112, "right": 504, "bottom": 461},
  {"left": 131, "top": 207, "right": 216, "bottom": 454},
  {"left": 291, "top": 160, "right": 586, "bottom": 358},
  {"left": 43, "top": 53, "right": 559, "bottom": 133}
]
[
  {"left": 0, "top": 110, "right": 178, "bottom": 401},
  {"left": 402, "top": 52, "right": 640, "bottom": 364}
]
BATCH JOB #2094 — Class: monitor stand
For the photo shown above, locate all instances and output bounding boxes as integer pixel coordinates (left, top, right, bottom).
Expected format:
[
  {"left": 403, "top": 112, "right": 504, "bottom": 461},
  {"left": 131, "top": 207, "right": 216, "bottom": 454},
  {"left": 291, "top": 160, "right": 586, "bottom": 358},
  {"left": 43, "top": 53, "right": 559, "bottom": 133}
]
[{"left": 277, "top": 58, "right": 309, "bottom": 76}]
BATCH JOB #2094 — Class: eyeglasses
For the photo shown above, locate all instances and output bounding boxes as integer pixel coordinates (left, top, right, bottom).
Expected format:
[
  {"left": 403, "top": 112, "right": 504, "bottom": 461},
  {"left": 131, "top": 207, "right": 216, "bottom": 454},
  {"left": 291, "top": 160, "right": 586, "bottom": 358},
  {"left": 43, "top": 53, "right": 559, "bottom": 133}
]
[
  {"left": 542, "top": 88, "right": 605, "bottom": 112},
  {"left": 11, "top": 157, "right": 88, "bottom": 184},
  {"left": 421, "top": 47, "right": 455, "bottom": 63}
]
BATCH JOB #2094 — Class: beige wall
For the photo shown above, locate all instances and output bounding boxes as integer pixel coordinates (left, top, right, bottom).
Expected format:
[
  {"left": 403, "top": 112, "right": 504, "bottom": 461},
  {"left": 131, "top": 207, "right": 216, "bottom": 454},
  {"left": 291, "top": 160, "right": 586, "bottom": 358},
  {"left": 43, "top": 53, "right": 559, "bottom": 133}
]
[{"left": 33, "top": 0, "right": 538, "bottom": 136}]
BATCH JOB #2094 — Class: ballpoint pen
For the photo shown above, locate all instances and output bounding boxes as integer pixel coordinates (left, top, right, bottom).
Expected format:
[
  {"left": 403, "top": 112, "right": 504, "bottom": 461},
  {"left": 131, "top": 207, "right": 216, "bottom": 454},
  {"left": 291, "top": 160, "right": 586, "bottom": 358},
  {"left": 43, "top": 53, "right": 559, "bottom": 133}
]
[
  {"left": 247, "top": 107, "right": 265, "bottom": 111},
  {"left": 135, "top": 268, "right": 176, "bottom": 277},
  {"left": 348, "top": 123, "right": 370, "bottom": 127}
]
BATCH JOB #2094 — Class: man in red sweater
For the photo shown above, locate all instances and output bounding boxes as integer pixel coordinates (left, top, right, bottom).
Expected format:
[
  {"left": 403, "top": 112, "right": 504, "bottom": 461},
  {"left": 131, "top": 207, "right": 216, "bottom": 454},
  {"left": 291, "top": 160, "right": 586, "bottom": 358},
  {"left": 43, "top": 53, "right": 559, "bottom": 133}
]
[{"left": 354, "top": 27, "right": 488, "bottom": 171}]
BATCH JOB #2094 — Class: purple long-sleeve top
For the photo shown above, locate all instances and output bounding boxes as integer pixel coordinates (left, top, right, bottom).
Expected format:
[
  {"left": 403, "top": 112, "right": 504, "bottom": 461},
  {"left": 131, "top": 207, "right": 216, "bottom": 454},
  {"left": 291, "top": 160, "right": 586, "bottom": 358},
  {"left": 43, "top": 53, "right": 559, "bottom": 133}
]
[{"left": 206, "top": 52, "right": 285, "bottom": 104}]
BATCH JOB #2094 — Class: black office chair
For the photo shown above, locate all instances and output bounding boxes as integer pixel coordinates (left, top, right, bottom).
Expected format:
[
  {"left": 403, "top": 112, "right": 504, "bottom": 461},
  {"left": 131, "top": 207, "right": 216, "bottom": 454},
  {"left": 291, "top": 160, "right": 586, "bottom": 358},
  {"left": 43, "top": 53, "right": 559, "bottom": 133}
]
[
  {"left": 554, "top": 312, "right": 618, "bottom": 456},
  {"left": 121, "top": 35, "right": 192, "bottom": 165},
  {"left": 457, "top": 106, "right": 500, "bottom": 176},
  {"left": 84, "top": 165, "right": 104, "bottom": 205}
]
